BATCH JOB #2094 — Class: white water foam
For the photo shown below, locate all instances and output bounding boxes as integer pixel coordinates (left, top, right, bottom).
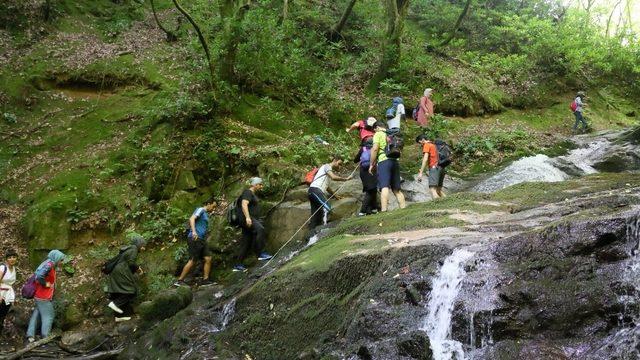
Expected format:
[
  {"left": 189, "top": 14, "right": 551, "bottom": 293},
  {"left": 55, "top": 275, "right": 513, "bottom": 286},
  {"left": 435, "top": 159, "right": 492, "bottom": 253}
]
[
  {"left": 474, "top": 154, "right": 569, "bottom": 193},
  {"left": 423, "top": 248, "right": 475, "bottom": 360}
]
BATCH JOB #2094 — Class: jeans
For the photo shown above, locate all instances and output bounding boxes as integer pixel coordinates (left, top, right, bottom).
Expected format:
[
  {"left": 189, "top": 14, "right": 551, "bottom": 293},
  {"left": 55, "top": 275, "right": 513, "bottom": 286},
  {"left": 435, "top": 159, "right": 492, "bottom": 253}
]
[
  {"left": 26, "top": 299, "right": 55, "bottom": 338},
  {"left": 238, "top": 218, "right": 266, "bottom": 262},
  {"left": 573, "top": 111, "right": 587, "bottom": 131}
]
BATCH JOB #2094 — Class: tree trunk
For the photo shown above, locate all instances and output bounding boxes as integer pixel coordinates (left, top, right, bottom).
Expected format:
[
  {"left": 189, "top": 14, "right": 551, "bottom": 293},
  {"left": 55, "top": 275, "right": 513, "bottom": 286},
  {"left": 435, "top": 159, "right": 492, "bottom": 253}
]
[
  {"left": 283, "top": 0, "right": 289, "bottom": 21},
  {"left": 606, "top": 0, "right": 622, "bottom": 38},
  {"left": 440, "top": 0, "right": 472, "bottom": 46},
  {"left": 367, "top": 0, "right": 410, "bottom": 92},
  {"left": 219, "top": 0, "right": 251, "bottom": 84},
  {"left": 171, "top": 0, "right": 215, "bottom": 89},
  {"left": 330, "top": 0, "right": 358, "bottom": 40},
  {"left": 150, "top": 0, "right": 178, "bottom": 42}
]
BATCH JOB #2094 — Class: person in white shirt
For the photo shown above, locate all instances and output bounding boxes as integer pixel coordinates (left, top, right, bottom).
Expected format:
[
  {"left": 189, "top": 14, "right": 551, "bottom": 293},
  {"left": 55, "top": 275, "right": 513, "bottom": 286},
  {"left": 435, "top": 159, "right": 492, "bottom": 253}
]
[
  {"left": 573, "top": 91, "right": 588, "bottom": 133},
  {"left": 386, "top": 97, "right": 405, "bottom": 130},
  {"left": 308, "top": 155, "right": 352, "bottom": 230},
  {"left": 0, "top": 249, "right": 18, "bottom": 335}
]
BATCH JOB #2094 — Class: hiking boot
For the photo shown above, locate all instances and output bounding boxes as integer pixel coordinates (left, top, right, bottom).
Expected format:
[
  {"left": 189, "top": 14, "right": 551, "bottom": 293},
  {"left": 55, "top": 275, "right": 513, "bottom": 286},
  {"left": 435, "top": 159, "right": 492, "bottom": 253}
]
[
  {"left": 115, "top": 316, "right": 132, "bottom": 322},
  {"left": 173, "top": 280, "right": 188, "bottom": 287},
  {"left": 107, "top": 301, "right": 124, "bottom": 314},
  {"left": 232, "top": 264, "right": 247, "bottom": 272},
  {"left": 257, "top": 252, "right": 273, "bottom": 261}
]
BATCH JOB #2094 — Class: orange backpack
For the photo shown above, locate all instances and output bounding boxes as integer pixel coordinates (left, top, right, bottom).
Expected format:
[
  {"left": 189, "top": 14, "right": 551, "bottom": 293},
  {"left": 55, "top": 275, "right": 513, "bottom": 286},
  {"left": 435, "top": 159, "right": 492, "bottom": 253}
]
[{"left": 304, "top": 167, "right": 319, "bottom": 185}]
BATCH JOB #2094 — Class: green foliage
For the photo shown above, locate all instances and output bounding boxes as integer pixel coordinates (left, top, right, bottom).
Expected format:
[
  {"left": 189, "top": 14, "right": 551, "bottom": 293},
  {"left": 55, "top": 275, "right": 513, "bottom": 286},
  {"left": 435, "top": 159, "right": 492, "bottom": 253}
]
[{"left": 2, "top": 112, "right": 17, "bottom": 124}]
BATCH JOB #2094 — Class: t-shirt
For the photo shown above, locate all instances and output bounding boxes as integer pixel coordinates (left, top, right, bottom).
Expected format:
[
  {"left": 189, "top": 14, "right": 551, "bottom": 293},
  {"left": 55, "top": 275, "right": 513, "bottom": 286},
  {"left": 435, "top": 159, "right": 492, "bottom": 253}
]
[
  {"left": 373, "top": 131, "right": 388, "bottom": 163},
  {"left": 0, "top": 264, "right": 16, "bottom": 305},
  {"left": 240, "top": 189, "right": 260, "bottom": 219},
  {"left": 422, "top": 142, "right": 439, "bottom": 168},
  {"left": 189, "top": 207, "right": 209, "bottom": 239},
  {"left": 575, "top": 96, "right": 583, "bottom": 112},
  {"left": 357, "top": 120, "right": 375, "bottom": 141},
  {"left": 310, "top": 164, "right": 332, "bottom": 193},
  {"left": 387, "top": 103, "right": 405, "bottom": 130}
]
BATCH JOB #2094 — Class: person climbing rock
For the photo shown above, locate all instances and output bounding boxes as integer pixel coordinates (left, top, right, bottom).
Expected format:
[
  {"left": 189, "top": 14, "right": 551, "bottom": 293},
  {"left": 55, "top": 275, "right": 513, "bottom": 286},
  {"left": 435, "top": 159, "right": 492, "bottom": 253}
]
[
  {"left": 308, "top": 155, "right": 353, "bottom": 230},
  {"left": 348, "top": 117, "right": 379, "bottom": 216},
  {"left": 572, "top": 91, "right": 588, "bottom": 133},
  {"left": 417, "top": 88, "right": 435, "bottom": 128},
  {"left": 106, "top": 236, "right": 146, "bottom": 322},
  {"left": 369, "top": 120, "right": 406, "bottom": 212},
  {"left": 174, "top": 202, "right": 216, "bottom": 286},
  {"left": 416, "top": 134, "right": 446, "bottom": 199},
  {"left": 26, "top": 250, "right": 66, "bottom": 343},
  {"left": 0, "top": 249, "right": 18, "bottom": 336},
  {"left": 386, "top": 97, "right": 405, "bottom": 131},
  {"left": 233, "top": 177, "right": 272, "bottom": 272}
]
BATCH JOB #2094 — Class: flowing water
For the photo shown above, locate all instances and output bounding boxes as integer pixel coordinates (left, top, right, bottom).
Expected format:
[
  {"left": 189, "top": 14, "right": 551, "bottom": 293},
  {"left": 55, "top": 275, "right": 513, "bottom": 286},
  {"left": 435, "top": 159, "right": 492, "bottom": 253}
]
[
  {"left": 474, "top": 138, "right": 612, "bottom": 193},
  {"left": 423, "top": 248, "right": 475, "bottom": 360}
]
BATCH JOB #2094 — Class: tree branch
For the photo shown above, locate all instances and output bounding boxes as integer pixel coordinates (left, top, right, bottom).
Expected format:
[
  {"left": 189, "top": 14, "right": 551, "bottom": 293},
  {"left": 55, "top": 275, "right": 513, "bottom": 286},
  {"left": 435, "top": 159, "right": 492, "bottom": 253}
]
[
  {"left": 440, "top": 0, "right": 472, "bottom": 46},
  {"left": 150, "top": 0, "right": 178, "bottom": 42}
]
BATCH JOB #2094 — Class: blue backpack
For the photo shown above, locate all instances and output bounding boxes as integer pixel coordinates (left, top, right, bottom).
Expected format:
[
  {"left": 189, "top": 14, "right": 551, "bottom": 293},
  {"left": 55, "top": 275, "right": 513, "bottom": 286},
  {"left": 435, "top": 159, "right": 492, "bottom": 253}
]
[
  {"left": 385, "top": 106, "right": 396, "bottom": 120},
  {"left": 360, "top": 145, "right": 372, "bottom": 167}
]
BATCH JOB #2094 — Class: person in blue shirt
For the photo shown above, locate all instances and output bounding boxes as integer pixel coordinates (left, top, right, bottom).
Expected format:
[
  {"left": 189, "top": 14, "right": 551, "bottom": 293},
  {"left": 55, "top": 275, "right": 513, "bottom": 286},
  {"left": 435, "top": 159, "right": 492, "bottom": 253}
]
[{"left": 174, "top": 202, "right": 216, "bottom": 286}]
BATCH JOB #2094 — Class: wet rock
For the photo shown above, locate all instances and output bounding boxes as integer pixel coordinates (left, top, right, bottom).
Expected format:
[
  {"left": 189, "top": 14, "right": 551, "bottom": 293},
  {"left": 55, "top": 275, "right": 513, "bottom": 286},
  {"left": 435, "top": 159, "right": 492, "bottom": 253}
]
[
  {"left": 329, "top": 198, "right": 360, "bottom": 221},
  {"left": 356, "top": 345, "right": 373, "bottom": 360},
  {"left": 396, "top": 330, "right": 432, "bottom": 359},
  {"left": 60, "top": 329, "right": 109, "bottom": 353},
  {"left": 404, "top": 285, "right": 422, "bottom": 306},
  {"left": 138, "top": 286, "right": 193, "bottom": 323}
]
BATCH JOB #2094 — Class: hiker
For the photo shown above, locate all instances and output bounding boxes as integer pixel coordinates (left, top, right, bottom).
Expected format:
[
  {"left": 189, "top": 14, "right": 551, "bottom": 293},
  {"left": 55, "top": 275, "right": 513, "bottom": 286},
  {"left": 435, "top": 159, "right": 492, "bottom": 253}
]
[
  {"left": 174, "top": 202, "right": 216, "bottom": 286},
  {"left": 369, "top": 120, "right": 406, "bottom": 212},
  {"left": 416, "top": 134, "right": 447, "bottom": 199},
  {"left": 233, "top": 177, "right": 272, "bottom": 272},
  {"left": 0, "top": 249, "right": 18, "bottom": 335},
  {"left": 572, "top": 91, "right": 588, "bottom": 133},
  {"left": 106, "top": 236, "right": 146, "bottom": 322},
  {"left": 386, "top": 97, "right": 405, "bottom": 131},
  {"left": 309, "top": 155, "right": 353, "bottom": 229},
  {"left": 348, "top": 117, "right": 379, "bottom": 216},
  {"left": 26, "top": 250, "right": 66, "bottom": 343},
  {"left": 417, "top": 88, "right": 434, "bottom": 127}
]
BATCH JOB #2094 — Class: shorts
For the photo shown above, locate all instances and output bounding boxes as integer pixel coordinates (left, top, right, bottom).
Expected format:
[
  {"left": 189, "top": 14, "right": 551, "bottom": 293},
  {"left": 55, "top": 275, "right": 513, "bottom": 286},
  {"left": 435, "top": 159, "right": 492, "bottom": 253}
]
[
  {"left": 377, "top": 159, "right": 401, "bottom": 191},
  {"left": 187, "top": 237, "right": 212, "bottom": 260},
  {"left": 428, "top": 167, "right": 446, "bottom": 188}
]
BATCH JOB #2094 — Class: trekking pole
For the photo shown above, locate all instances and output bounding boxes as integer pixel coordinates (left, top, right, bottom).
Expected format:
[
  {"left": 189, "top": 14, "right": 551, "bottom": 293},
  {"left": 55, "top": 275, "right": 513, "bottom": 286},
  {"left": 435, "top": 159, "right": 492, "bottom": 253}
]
[{"left": 262, "top": 164, "right": 360, "bottom": 268}]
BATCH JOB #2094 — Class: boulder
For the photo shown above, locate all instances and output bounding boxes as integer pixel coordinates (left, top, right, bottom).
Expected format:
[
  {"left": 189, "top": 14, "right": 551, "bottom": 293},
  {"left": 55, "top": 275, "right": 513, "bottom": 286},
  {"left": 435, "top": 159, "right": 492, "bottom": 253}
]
[
  {"left": 175, "top": 169, "right": 197, "bottom": 191},
  {"left": 138, "top": 286, "right": 193, "bottom": 323},
  {"left": 265, "top": 201, "right": 311, "bottom": 251},
  {"left": 396, "top": 330, "right": 432, "bottom": 360}
]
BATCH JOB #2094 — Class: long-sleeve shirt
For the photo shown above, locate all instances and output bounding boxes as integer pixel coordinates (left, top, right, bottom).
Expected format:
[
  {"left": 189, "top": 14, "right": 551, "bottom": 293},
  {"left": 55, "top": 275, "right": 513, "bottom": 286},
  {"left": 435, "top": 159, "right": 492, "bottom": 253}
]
[{"left": 34, "top": 260, "right": 56, "bottom": 301}]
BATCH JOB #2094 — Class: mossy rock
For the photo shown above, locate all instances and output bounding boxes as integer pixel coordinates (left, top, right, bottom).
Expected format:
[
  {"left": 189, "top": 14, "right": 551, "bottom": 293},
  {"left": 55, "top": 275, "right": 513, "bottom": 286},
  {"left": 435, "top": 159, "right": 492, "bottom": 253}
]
[
  {"left": 138, "top": 286, "right": 193, "bottom": 323},
  {"left": 62, "top": 303, "right": 84, "bottom": 330},
  {"left": 167, "top": 190, "right": 198, "bottom": 214},
  {"left": 175, "top": 170, "right": 197, "bottom": 191},
  {"left": 24, "top": 196, "right": 74, "bottom": 264}
]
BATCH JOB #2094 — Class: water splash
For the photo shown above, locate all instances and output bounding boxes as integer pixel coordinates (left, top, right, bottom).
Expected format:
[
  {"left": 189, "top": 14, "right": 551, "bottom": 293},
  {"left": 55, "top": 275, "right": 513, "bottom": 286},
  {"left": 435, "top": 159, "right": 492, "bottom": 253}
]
[{"left": 423, "top": 248, "right": 475, "bottom": 360}]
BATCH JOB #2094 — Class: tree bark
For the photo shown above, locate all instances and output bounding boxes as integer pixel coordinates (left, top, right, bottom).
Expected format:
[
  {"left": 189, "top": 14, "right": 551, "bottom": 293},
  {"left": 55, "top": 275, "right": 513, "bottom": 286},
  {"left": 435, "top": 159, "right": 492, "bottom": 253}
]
[
  {"left": 440, "top": 0, "right": 472, "bottom": 46},
  {"left": 5, "top": 335, "right": 60, "bottom": 360},
  {"left": 283, "top": 0, "right": 289, "bottom": 21},
  {"left": 171, "top": 0, "right": 215, "bottom": 88},
  {"left": 367, "top": 0, "right": 410, "bottom": 92},
  {"left": 219, "top": 0, "right": 251, "bottom": 84},
  {"left": 150, "top": 0, "right": 178, "bottom": 42},
  {"left": 330, "top": 0, "right": 358, "bottom": 40},
  {"left": 606, "top": 0, "right": 622, "bottom": 37}
]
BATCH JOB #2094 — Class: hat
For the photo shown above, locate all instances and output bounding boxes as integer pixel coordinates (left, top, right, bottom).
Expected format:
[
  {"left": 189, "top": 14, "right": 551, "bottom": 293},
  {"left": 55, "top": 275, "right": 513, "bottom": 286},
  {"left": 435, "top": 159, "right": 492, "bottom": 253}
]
[
  {"left": 250, "top": 177, "right": 263, "bottom": 186},
  {"left": 366, "top": 117, "right": 377, "bottom": 127},
  {"left": 424, "top": 88, "right": 433, "bottom": 96}
]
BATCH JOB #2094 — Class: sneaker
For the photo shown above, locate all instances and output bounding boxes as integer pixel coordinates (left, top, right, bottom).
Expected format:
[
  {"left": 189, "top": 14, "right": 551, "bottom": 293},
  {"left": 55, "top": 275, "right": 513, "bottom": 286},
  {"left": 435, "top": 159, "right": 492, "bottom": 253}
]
[
  {"left": 257, "top": 252, "right": 273, "bottom": 261},
  {"left": 115, "top": 316, "right": 132, "bottom": 322},
  {"left": 27, "top": 337, "right": 35, "bottom": 344},
  {"left": 173, "top": 280, "right": 188, "bottom": 287},
  {"left": 107, "top": 301, "right": 124, "bottom": 314},
  {"left": 357, "top": 212, "right": 366, "bottom": 217},
  {"left": 232, "top": 264, "right": 247, "bottom": 272},
  {"left": 199, "top": 279, "right": 216, "bottom": 286}
]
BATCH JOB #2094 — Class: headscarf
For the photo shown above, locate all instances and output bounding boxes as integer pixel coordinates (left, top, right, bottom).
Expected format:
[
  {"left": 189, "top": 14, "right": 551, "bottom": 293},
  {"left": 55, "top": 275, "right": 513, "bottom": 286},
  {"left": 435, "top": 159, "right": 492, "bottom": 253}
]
[
  {"left": 47, "top": 250, "right": 66, "bottom": 264},
  {"left": 131, "top": 235, "right": 146, "bottom": 249}
]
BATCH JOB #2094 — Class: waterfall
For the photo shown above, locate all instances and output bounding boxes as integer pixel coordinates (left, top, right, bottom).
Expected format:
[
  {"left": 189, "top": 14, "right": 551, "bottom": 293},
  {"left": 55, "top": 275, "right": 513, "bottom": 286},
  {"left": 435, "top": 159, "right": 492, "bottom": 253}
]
[
  {"left": 422, "top": 248, "right": 475, "bottom": 360},
  {"left": 220, "top": 297, "right": 236, "bottom": 329}
]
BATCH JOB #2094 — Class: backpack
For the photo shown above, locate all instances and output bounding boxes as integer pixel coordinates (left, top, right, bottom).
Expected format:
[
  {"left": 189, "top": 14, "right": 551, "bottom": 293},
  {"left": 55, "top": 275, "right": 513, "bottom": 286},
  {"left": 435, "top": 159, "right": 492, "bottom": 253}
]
[
  {"left": 227, "top": 198, "right": 241, "bottom": 227},
  {"left": 570, "top": 100, "right": 577, "bottom": 112},
  {"left": 385, "top": 130, "right": 404, "bottom": 159},
  {"left": 412, "top": 103, "right": 420, "bottom": 121},
  {"left": 304, "top": 167, "right": 319, "bottom": 185},
  {"left": 435, "top": 139, "right": 452, "bottom": 168},
  {"left": 21, "top": 274, "right": 38, "bottom": 299},
  {"left": 360, "top": 145, "right": 372, "bottom": 168},
  {"left": 101, "top": 248, "right": 127, "bottom": 275},
  {"left": 385, "top": 106, "right": 396, "bottom": 120}
]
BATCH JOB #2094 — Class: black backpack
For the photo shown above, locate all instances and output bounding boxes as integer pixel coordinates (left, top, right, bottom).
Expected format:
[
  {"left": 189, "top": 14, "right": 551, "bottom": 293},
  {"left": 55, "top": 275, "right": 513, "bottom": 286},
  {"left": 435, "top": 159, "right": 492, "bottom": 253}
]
[
  {"left": 385, "top": 130, "right": 404, "bottom": 159},
  {"left": 227, "top": 197, "right": 241, "bottom": 227},
  {"left": 101, "top": 248, "right": 126, "bottom": 275},
  {"left": 435, "top": 139, "right": 452, "bottom": 167}
]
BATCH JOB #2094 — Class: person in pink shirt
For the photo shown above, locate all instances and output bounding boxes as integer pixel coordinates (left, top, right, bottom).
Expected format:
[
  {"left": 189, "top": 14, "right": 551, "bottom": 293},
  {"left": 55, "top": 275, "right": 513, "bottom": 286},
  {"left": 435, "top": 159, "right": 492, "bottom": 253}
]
[{"left": 417, "top": 88, "right": 435, "bottom": 127}]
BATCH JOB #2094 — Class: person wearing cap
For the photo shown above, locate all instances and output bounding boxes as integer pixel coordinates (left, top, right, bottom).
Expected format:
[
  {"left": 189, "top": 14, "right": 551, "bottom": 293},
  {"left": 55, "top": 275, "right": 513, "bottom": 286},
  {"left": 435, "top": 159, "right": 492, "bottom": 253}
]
[
  {"left": 233, "top": 177, "right": 272, "bottom": 272},
  {"left": 348, "top": 117, "right": 379, "bottom": 216},
  {"left": 369, "top": 120, "right": 406, "bottom": 212},
  {"left": 0, "top": 249, "right": 18, "bottom": 335},
  {"left": 106, "top": 236, "right": 146, "bottom": 322},
  {"left": 174, "top": 202, "right": 216, "bottom": 286},
  {"left": 417, "top": 88, "right": 434, "bottom": 128},
  {"left": 26, "top": 249, "right": 66, "bottom": 343},
  {"left": 308, "top": 154, "right": 353, "bottom": 230},
  {"left": 573, "top": 91, "right": 588, "bottom": 133},
  {"left": 346, "top": 116, "right": 377, "bottom": 143}
]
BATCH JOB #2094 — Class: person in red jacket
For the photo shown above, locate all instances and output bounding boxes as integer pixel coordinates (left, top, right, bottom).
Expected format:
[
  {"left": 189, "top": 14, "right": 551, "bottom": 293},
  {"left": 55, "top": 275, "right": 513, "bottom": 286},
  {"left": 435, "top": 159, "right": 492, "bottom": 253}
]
[{"left": 26, "top": 250, "right": 65, "bottom": 343}]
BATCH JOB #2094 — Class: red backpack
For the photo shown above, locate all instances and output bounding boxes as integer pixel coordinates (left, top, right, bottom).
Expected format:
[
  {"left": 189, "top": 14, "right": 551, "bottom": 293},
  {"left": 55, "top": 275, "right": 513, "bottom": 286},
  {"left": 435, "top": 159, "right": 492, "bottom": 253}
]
[{"left": 570, "top": 100, "right": 577, "bottom": 112}]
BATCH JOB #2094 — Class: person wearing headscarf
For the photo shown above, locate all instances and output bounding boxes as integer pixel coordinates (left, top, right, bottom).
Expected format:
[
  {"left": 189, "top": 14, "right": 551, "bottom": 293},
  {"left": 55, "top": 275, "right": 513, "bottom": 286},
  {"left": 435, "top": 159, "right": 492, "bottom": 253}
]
[
  {"left": 106, "top": 236, "right": 146, "bottom": 322},
  {"left": 26, "top": 249, "right": 66, "bottom": 342},
  {"left": 417, "top": 88, "right": 434, "bottom": 128},
  {"left": 0, "top": 249, "right": 18, "bottom": 335}
]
